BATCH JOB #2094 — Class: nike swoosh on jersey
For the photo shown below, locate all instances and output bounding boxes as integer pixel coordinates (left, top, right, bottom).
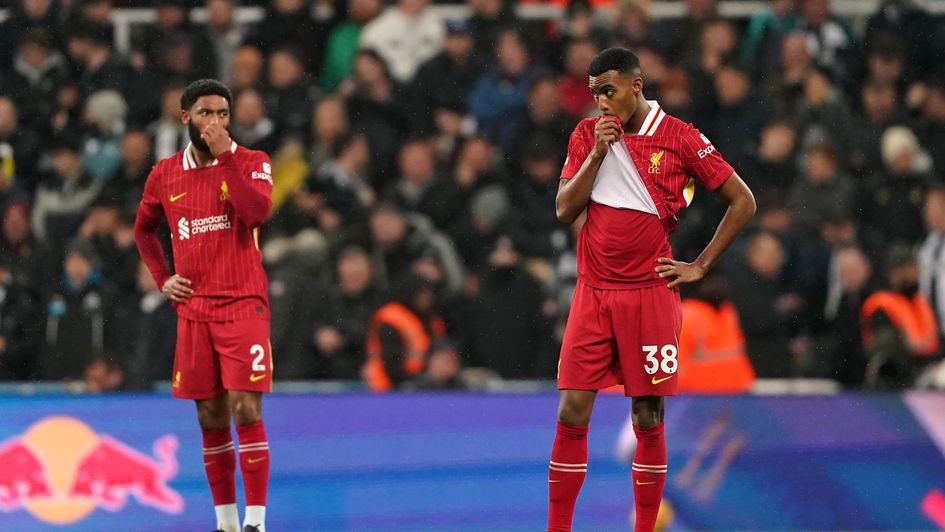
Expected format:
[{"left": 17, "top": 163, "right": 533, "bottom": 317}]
[
  {"left": 651, "top": 375, "right": 674, "bottom": 385},
  {"left": 170, "top": 192, "right": 187, "bottom": 202},
  {"left": 249, "top": 373, "right": 266, "bottom": 382}
]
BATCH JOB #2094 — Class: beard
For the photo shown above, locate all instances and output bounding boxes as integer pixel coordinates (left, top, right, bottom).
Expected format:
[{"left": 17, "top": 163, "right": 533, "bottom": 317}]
[{"left": 187, "top": 121, "right": 212, "bottom": 154}]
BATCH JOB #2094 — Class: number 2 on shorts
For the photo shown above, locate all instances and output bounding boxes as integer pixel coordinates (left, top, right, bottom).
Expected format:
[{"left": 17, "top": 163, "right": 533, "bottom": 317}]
[
  {"left": 251, "top": 344, "right": 266, "bottom": 371},
  {"left": 642, "top": 344, "right": 678, "bottom": 375}
]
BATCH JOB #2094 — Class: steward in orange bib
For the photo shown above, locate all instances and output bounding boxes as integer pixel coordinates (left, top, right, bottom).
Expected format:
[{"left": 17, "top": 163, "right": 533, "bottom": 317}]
[
  {"left": 678, "top": 273, "right": 755, "bottom": 393},
  {"left": 363, "top": 274, "right": 447, "bottom": 391},
  {"left": 861, "top": 245, "right": 941, "bottom": 387}
]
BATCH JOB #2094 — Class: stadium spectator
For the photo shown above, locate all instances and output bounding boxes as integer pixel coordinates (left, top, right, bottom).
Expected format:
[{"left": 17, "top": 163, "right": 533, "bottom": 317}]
[
  {"left": 742, "top": 119, "right": 798, "bottom": 194},
  {"left": 424, "top": 136, "right": 499, "bottom": 239},
  {"left": 266, "top": 230, "right": 330, "bottom": 379},
  {"left": 469, "top": 29, "right": 535, "bottom": 150},
  {"left": 919, "top": 186, "right": 945, "bottom": 333},
  {"left": 112, "top": 261, "right": 176, "bottom": 389},
  {"left": 820, "top": 246, "right": 873, "bottom": 387},
  {"left": 859, "top": 126, "right": 934, "bottom": 251},
  {"left": 366, "top": 202, "right": 465, "bottom": 296},
  {"left": 100, "top": 130, "right": 153, "bottom": 212},
  {"left": 386, "top": 139, "right": 438, "bottom": 212},
  {"left": 740, "top": 0, "right": 799, "bottom": 76},
  {"left": 915, "top": 84, "right": 945, "bottom": 176},
  {"left": 460, "top": 236, "right": 553, "bottom": 378},
  {"left": 787, "top": 142, "right": 854, "bottom": 237},
  {"left": 510, "top": 74, "right": 574, "bottom": 173},
  {"left": 311, "top": 246, "right": 384, "bottom": 379},
  {"left": 411, "top": 19, "right": 485, "bottom": 133},
  {"left": 343, "top": 49, "right": 411, "bottom": 185},
  {"left": 798, "top": 0, "right": 856, "bottom": 84},
  {"left": 794, "top": 65, "right": 854, "bottom": 157},
  {"left": 466, "top": 0, "right": 517, "bottom": 65},
  {"left": 709, "top": 61, "right": 772, "bottom": 167},
  {"left": 1, "top": 201, "right": 50, "bottom": 299},
  {"left": 848, "top": 80, "right": 902, "bottom": 178},
  {"left": 0, "top": 257, "right": 40, "bottom": 380},
  {"left": 31, "top": 140, "right": 101, "bottom": 265},
  {"left": 135, "top": 0, "right": 214, "bottom": 79},
  {"left": 363, "top": 273, "right": 448, "bottom": 391},
  {"left": 559, "top": 38, "right": 599, "bottom": 120},
  {"left": 82, "top": 90, "right": 128, "bottom": 183},
  {"left": 678, "top": 272, "right": 755, "bottom": 393},
  {"left": 262, "top": 47, "right": 319, "bottom": 140},
  {"left": 4, "top": 29, "right": 70, "bottom": 133},
  {"left": 231, "top": 88, "right": 279, "bottom": 154},
  {"left": 230, "top": 45, "right": 265, "bottom": 94},
  {"left": 40, "top": 238, "right": 115, "bottom": 381},
  {"left": 769, "top": 31, "right": 812, "bottom": 115},
  {"left": 250, "top": 0, "right": 327, "bottom": 74},
  {"left": 358, "top": 0, "right": 444, "bottom": 84},
  {"left": 0, "top": 0, "right": 59, "bottom": 72},
  {"left": 0, "top": 96, "right": 42, "bottom": 196},
  {"left": 147, "top": 84, "right": 188, "bottom": 161},
  {"left": 730, "top": 232, "right": 800, "bottom": 378},
  {"left": 320, "top": 0, "right": 384, "bottom": 92},
  {"left": 507, "top": 138, "right": 566, "bottom": 263},
  {"left": 861, "top": 244, "right": 940, "bottom": 388},
  {"left": 204, "top": 0, "right": 249, "bottom": 85}
]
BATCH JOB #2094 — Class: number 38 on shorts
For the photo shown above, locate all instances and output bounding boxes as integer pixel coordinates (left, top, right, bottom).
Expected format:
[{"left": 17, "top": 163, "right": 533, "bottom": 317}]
[{"left": 642, "top": 344, "right": 678, "bottom": 375}]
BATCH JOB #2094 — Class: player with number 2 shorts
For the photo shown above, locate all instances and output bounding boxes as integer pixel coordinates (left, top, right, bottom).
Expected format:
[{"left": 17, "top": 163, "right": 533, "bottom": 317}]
[{"left": 135, "top": 79, "right": 274, "bottom": 532}]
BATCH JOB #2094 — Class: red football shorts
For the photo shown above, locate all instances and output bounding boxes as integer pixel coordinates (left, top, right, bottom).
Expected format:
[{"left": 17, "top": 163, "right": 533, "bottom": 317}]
[
  {"left": 172, "top": 318, "right": 273, "bottom": 399},
  {"left": 558, "top": 280, "right": 682, "bottom": 397}
]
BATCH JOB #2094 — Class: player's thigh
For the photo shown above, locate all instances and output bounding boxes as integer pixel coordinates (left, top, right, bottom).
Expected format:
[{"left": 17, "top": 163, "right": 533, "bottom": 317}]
[
  {"left": 612, "top": 285, "right": 682, "bottom": 397},
  {"left": 173, "top": 318, "right": 224, "bottom": 400},
  {"left": 558, "top": 282, "right": 620, "bottom": 390},
  {"left": 209, "top": 320, "right": 273, "bottom": 393}
]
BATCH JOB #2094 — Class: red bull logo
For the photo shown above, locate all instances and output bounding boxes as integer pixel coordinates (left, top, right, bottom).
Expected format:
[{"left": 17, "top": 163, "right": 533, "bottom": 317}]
[{"left": 0, "top": 416, "right": 183, "bottom": 525}]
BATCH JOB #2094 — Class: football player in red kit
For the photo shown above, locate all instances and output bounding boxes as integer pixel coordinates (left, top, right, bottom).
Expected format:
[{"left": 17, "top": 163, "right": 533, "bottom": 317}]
[
  {"left": 134, "top": 79, "right": 273, "bottom": 532},
  {"left": 548, "top": 48, "right": 756, "bottom": 531}
]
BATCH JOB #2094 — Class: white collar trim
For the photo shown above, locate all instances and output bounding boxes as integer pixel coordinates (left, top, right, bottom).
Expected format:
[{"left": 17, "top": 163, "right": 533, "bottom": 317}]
[
  {"left": 182, "top": 141, "right": 238, "bottom": 170},
  {"left": 636, "top": 100, "right": 664, "bottom": 136}
]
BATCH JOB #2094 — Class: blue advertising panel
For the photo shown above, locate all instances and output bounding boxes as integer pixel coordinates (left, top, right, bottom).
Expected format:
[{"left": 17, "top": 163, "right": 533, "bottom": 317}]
[{"left": 0, "top": 393, "right": 941, "bottom": 531}]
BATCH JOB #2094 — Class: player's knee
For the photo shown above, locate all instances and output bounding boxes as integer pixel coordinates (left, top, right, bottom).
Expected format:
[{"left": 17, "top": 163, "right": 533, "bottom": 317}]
[
  {"left": 229, "top": 394, "right": 262, "bottom": 425},
  {"left": 195, "top": 398, "right": 229, "bottom": 429},
  {"left": 557, "top": 397, "right": 593, "bottom": 426},
  {"left": 631, "top": 396, "right": 663, "bottom": 428}
]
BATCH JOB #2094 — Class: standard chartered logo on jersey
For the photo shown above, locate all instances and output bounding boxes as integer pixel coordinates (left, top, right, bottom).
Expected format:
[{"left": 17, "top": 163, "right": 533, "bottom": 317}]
[{"left": 177, "top": 214, "right": 230, "bottom": 240}]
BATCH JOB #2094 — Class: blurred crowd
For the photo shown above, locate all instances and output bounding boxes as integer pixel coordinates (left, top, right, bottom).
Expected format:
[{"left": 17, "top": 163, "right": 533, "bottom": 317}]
[{"left": 1, "top": 0, "right": 945, "bottom": 392}]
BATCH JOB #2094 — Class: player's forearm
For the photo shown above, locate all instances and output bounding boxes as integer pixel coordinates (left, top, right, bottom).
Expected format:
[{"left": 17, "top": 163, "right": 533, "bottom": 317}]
[
  {"left": 134, "top": 211, "right": 172, "bottom": 288},
  {"left": 692, "top": 182, "right": 756, "bottom": 273},
  {"left": 556, "top": 151, "right": 605, "bottom": 224},
  {"left": 217, "top": 152, "right": 272, "bottom": 227}
]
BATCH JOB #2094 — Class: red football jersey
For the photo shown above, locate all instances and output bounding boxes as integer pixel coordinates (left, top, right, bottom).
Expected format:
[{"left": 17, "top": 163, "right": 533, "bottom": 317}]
[
  {"left": 135, "top": 142, "right": 273, "bottom": 321},
  {"left": 560, "top": 102, "right": 734, "bottom": 289}
]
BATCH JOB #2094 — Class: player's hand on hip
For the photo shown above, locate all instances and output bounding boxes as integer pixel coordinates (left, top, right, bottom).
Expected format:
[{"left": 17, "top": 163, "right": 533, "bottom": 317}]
[
  {"left": 201, "top": 124, "right": 232, "bottom": 157},
  {"left": 161, "top": 274, "right": 194, "bottom": 303},
  {"left": 656, "top": 257, "right": 705, "bottom": 288},
  {"left": 592, "top": 116, "right": 622, "bottom": 157}
]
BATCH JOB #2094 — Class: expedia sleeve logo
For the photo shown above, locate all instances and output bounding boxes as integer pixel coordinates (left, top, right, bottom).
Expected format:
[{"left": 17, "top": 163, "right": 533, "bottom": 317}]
[{"left": 177, "top": 215, "right": 230, "bottom": 240}]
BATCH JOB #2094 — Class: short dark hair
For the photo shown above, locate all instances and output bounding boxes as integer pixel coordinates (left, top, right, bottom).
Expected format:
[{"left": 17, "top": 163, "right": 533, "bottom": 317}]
[
  {"left": 180, "top": 79, "right": 233, "bottom": 112},
  {"left": 588, "top": 47, "right": 641, "bottom": 77}
]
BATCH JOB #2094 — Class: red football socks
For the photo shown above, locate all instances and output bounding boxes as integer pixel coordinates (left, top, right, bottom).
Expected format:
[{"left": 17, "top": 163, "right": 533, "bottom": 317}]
[
  {"left": 236, "top": 420, "right": 270, "bottom": 506},
  {"left": 548, "top": 421, "right": 589, "bottom": 532},
  {"left": 202, "top": 426, "right": 237, "bottom": 505},
  {"left": 631, "top": 422, "right": 667, "bottom": 532}
]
